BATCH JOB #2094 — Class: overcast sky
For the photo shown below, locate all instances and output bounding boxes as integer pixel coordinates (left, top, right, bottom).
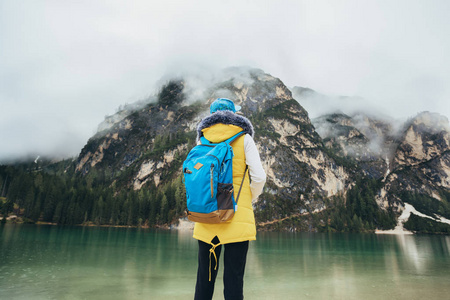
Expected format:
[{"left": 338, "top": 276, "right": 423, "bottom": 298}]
[{"left": 1, "top": 0, "right": 449, "bottom": 162}]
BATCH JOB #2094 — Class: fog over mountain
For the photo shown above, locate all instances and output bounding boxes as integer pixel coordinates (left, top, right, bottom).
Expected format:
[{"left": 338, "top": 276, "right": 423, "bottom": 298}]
[{"left": 1, "top": 0, "right": 449, "bottom": 161}]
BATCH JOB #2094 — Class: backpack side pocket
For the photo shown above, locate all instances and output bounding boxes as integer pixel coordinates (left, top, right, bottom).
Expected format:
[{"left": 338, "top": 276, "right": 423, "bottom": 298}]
[{"left": 217, "top": 183, "right": 235, "bottom": 222}]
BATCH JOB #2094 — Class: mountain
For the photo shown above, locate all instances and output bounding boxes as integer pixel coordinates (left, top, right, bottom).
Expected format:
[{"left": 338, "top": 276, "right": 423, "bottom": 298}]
[
  {"left": 305, "top": 110, "right": 450, "bottom": 233},
  {"left": 76, "top": 79, "right": 199, "bottom": 188},
  {"left": 75, "top": 68, "right": 351, "bottom": 227},
  {"left": 2, "top": 67, "right": 450, "bottom": 234},
  {"left": 379, "top": 112, "right": 450, "bottom": 217},
  {"left": 311, "top": 112, "right": 398, "bottom": 179}
]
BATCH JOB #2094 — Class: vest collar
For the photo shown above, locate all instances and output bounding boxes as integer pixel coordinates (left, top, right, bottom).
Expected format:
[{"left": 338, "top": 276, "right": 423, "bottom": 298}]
[{"left": 197, "top": 110, "right": 254, "bottom": 142}]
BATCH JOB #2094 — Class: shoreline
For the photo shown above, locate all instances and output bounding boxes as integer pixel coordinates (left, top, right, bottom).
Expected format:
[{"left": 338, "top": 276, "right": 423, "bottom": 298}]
[
  {"left": 1, "top": 220, "right": 411, "bottom": 235},
  {"left": 3, "top": 210, "right": 449, "bottom": 235}
]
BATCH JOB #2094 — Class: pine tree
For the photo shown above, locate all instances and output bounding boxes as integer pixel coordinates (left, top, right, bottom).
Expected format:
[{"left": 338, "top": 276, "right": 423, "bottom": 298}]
[
  {"left": 160, "top": 194, "right": 168, "bottom": 224},
  {"left": 42, "top": 184, "right": 57, "bottom": 222},
  {"left": 174, "top": 175, "right": 186, "bottom": 215},
  {"left": 53, "top": 202, "right": 63, "bottom": 224},
  {"left": 93, "top": 196, "right": 105, "bottom": 225}
]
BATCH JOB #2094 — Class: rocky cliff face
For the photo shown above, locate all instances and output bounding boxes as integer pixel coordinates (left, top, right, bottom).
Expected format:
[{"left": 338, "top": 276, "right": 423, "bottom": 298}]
[
  {"left": 311, "top": 113, "right": 399, "bottom": 179},
  {"left": 76, "top": 80, "right": 203, "bottom": 191},
  {"left": 306, "top": 107, "right": 450, "bottom": 232},
  {"left": 392, "top": 112, "right": 450, "bottom": 169},
  {"left": 380, "top": 112, "right": 450, "bottom": 207}
]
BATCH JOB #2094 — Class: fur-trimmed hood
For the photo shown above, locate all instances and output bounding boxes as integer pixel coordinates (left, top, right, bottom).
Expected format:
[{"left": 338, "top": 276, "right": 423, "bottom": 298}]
[{"left": 197, "top": 110, "right": 254, "bottom": 140}]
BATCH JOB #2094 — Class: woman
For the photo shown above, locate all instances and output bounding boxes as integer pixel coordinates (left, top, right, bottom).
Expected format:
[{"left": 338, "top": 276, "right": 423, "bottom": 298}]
[{"left": 193, "top": 98, "right": 266, "bottom": 300}]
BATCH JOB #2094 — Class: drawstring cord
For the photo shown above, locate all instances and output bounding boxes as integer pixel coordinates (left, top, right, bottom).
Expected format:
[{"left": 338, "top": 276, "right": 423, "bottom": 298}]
[{"left": 208, "top": 242, "right": 221, "bottom": 281}]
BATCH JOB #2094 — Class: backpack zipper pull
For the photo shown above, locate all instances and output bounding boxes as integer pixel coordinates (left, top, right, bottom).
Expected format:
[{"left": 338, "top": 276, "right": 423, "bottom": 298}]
[{"left": 210, "top": 164, "right": 214, "bottom": 198}]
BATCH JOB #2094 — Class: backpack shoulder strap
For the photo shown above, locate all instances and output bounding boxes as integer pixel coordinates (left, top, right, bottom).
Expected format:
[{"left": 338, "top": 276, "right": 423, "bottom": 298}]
[
  {"left": 200, "top": 131, "right": 245, "bottom": 146},
  {"left": 224, "top": 131, "right": 245, "bottom": 145},
  {"left": 199, "top": 136, "right": 211, "bottom": 145},
  {"left": 235, "top": 165, "right": 248, "bottom": 204}
]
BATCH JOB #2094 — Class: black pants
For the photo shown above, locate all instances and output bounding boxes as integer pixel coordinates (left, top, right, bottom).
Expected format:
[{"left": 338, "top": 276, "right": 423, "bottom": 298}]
[{"left": 194, "top": 237, "right": 249, "bottom": 300}]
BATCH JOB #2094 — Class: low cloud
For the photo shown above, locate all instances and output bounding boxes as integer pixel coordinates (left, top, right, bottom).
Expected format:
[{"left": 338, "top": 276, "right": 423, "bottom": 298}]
[
  {"left": 312, "top": 109, "right": 406, "bottom": 160},
  {"left": 1, "top": 1, "right": 449, "bottom": 161}
]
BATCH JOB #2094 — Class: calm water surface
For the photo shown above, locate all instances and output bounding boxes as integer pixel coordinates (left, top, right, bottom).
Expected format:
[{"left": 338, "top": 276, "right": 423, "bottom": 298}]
[{"left": 1, "top": 224, "right": 450, "bottom": 300}]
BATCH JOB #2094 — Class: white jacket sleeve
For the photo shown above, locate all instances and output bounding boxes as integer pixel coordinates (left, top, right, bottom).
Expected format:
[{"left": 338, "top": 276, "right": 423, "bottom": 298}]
[{"left": 244, "top": 135, "right": 266, "bottom": 202}]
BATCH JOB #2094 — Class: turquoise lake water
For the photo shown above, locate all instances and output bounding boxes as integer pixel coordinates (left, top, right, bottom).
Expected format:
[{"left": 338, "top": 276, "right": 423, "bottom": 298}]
[{"left": 1, "top": 224, "right": 450, "bottom": 300}]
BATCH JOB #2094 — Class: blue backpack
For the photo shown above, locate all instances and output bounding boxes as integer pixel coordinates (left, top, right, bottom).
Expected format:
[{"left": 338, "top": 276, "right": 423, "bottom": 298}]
[{"left": 183, "top": 131, "right": 247, "bottom": 223}]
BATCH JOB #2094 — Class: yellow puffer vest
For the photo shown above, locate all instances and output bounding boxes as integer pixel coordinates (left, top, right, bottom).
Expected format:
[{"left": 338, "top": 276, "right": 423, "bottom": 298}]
[{"left": 193, "top": 123, "right": 256, "bottom": 245}]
